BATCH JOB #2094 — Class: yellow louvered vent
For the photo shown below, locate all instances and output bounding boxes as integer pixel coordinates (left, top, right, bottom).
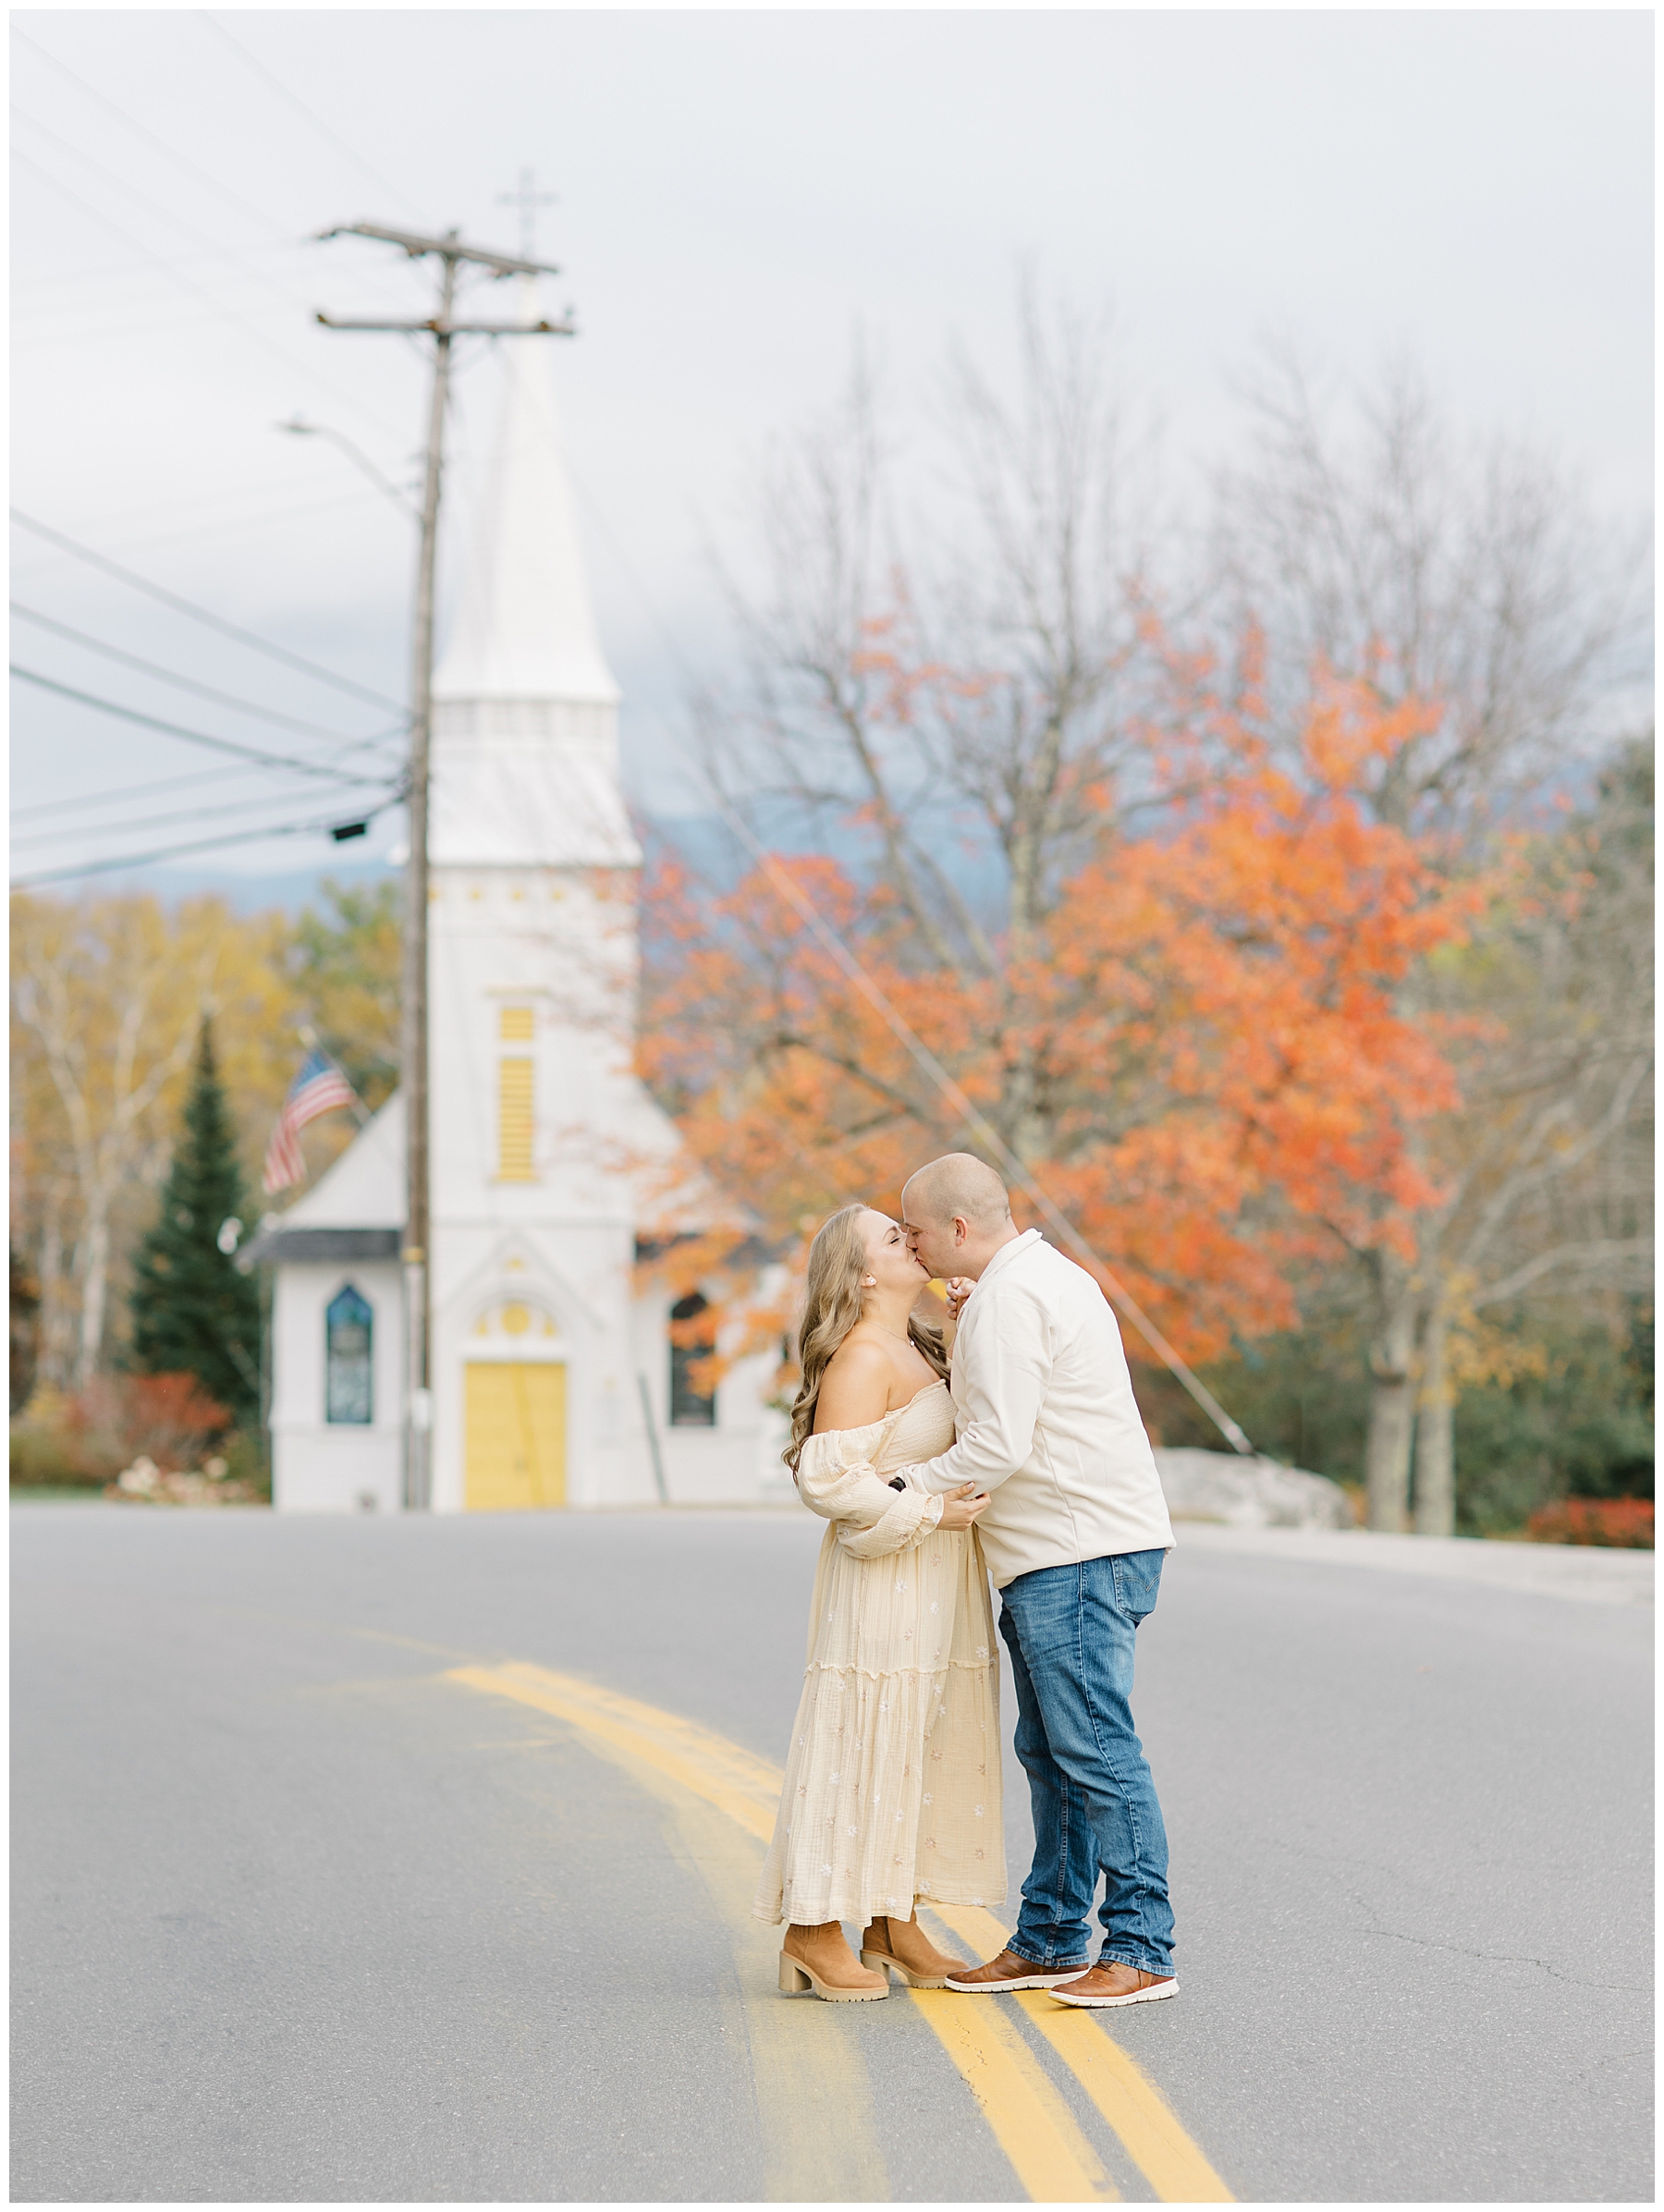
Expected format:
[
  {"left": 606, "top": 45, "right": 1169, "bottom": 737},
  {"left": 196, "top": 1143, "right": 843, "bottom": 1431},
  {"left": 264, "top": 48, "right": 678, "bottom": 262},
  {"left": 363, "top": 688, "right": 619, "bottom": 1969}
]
[
  {"left": 498, "top": 1057, "right": 535, "bottom": 1180},
  {"left": 499, "top": 1006, "right": 534, "bottom": 1042}
]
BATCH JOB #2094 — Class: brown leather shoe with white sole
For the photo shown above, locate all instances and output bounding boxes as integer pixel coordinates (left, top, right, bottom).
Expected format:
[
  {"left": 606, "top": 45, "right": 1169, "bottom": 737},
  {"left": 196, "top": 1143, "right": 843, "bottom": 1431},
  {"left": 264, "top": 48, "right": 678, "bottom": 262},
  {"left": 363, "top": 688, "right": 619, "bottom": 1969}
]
[
  {"left": 942, "top": 1946, "right": 1083, "bottom": 1993},
  {"left": 1050, "top": 1960, "right": 1179, "bottom": 2008}
]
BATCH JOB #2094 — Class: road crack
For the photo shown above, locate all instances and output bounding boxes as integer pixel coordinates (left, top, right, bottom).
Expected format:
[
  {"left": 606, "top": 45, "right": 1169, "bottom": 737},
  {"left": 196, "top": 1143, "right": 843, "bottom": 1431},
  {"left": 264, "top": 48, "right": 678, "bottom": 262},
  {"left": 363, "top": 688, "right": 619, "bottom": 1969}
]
[{"left": 1362, "top": 1925, "right": 1646, "bottom": 1992}]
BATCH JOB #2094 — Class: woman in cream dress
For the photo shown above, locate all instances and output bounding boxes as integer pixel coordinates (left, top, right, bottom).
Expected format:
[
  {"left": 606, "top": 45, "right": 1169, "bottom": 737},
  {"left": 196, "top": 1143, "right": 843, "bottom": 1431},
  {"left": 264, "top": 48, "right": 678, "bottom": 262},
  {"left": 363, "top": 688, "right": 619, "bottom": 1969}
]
[{"left": 753, "top": 1203, "right": 1006, "bottom": 2001}]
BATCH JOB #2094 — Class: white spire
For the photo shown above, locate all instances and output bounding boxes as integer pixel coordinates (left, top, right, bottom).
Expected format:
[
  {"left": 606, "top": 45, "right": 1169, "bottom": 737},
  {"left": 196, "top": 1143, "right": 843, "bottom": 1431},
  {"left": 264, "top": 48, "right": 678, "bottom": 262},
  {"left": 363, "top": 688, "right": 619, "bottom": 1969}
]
[
  {"left": 434, "top": 295, "right": 618, "bottom": 707},
  {"left": 427, "top": 287, "right": 636, "bottom": 870}
]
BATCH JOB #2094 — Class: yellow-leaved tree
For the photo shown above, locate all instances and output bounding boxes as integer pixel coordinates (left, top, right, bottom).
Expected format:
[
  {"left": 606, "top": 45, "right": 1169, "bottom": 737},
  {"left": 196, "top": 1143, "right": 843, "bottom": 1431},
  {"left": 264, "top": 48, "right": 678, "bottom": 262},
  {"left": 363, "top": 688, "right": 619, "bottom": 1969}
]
[{"left": 10, "top": 891, "right": 300, "bottom": 1390}]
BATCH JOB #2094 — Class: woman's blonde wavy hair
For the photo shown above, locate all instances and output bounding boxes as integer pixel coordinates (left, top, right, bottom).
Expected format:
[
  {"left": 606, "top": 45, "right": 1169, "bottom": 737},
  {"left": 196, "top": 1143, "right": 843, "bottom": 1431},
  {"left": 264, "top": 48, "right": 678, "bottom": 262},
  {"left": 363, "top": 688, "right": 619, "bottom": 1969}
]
[{"left": 783, "top": 1203, "right": 949, "bottom": 1475}]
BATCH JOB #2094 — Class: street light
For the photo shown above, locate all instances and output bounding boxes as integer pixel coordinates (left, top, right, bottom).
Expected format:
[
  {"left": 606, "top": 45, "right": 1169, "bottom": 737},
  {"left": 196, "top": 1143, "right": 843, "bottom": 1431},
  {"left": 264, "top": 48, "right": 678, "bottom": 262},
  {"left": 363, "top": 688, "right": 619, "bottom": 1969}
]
[{"left": 275, "top": 415, "right": 420, "bottom": 520}]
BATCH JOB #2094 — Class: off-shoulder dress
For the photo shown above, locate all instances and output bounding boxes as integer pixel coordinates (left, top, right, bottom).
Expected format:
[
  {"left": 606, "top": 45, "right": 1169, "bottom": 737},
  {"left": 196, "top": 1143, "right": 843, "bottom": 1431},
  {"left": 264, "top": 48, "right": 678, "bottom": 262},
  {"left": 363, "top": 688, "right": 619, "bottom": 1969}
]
[{"left": 752, "top": 1378, "right": 1006, "bottom": 1927}]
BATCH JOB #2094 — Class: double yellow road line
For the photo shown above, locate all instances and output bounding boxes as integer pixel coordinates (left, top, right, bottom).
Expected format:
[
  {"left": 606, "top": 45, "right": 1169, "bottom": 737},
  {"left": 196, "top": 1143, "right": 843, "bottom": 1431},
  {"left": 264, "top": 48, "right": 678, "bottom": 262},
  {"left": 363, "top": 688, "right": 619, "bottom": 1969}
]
[{"left": 449, "top": 1658, "right": 1231, "bottom": 2204}]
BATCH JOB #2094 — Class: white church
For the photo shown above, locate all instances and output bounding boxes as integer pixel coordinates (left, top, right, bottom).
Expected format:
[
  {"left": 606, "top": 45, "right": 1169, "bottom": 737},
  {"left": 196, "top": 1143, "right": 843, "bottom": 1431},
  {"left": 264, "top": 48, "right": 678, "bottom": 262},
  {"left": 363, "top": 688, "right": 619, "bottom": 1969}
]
[{"left": 249, "top": 344, "right": 787, "bottom": 1512}]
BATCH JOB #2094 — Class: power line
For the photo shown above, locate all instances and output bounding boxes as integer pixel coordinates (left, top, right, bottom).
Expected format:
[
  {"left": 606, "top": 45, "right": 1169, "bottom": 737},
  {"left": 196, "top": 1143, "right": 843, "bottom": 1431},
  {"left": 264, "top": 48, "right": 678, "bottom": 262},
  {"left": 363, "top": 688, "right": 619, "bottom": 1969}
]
[
  {"left": 11, "top": 102, "right": 280, "bottom": 267},
  {"left": 10, "top": 482, "right": 412, "bottom": 582},
  {"left": 11, "top": 24, "right": 297, "bottom": 239},
  {"left": 10, "top": 145, "right": 401, "bottom": 448},
  {"left": 12, "top": 139, "right": 299, "bottom": 347},
  {"left": 11, "top": 798, "right": 399, "bottom": 888},
  {"left": 9, "top": 511, "right": 407, "bottom": 712},
  {"left": 16, "top": 293, "right": 313, "bottom": 352},
  {"left": 15, "top": 720, "right": 399, "bottom": 822},
  {"left": 195, "top": 12, "right": 427, "bottom": 222},
  {"left": 14, "top": 784, "right": 383, "bottom": 851},
  {"left": 16, "top": 241, "right": 306, "bottom": 311},
  {"left": 11, "top": 458, "right": 382, "bottom": 543},
  {"left": 10, "top": 602, "right": 396, "bottom": 744},
  {"left": 12, "top": 94, "right": 423, "bottom": 377},
  {"left": 16, "top": 758, "right": 300, "bottom": 823},
  {"left": 9, "top": 665, "right": 401, "bottom": 788},
  {"left": 14, "top": 726, "right": 403, "bottom": 823}
]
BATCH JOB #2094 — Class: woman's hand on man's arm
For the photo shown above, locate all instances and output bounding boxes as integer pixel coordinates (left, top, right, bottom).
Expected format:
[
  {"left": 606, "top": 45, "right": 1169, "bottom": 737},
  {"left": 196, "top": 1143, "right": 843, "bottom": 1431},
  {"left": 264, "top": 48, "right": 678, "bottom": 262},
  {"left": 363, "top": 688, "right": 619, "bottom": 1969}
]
[{"left": 936, "top": 1482, "right": 988, "bottom": 1531}]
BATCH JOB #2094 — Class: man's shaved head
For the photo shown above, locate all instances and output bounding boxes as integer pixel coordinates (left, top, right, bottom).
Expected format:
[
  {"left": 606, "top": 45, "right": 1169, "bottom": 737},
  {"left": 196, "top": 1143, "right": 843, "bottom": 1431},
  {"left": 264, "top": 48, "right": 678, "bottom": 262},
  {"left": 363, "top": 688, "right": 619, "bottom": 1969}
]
[{"left": 902, "top": 1154, "right": 1011, "bottom": 1234}]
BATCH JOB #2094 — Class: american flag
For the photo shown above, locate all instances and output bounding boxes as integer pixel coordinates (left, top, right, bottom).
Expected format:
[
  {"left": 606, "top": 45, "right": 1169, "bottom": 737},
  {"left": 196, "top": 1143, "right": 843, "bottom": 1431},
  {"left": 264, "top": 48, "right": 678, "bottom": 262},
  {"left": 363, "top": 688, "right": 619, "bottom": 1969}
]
[{"left": 263, "top": 1050, "right": 360, "bottom": 1194}]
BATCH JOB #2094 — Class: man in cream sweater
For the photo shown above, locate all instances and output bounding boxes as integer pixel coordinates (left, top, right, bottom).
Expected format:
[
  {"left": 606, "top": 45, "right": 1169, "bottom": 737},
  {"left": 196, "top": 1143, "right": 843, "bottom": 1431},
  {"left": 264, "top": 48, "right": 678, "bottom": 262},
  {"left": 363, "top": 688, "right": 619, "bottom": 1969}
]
[{"left": 901, "top": 1153, "right": 1178, "bottom": 2010}]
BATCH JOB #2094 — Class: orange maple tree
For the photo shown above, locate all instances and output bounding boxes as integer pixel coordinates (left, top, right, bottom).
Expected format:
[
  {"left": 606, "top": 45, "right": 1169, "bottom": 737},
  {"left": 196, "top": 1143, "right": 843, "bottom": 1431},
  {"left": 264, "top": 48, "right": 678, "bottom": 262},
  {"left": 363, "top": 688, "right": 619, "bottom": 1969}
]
[{"left": 639, "top": 668, "right": 1483, "bottom": 1388}]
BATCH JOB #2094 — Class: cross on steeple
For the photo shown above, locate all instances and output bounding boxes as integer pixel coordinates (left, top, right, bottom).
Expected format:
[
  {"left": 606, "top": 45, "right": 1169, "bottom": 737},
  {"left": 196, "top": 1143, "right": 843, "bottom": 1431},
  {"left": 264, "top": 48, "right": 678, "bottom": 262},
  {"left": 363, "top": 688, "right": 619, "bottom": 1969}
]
[{"left": 496, "top": 166, "right": 557, "bottom": 261}]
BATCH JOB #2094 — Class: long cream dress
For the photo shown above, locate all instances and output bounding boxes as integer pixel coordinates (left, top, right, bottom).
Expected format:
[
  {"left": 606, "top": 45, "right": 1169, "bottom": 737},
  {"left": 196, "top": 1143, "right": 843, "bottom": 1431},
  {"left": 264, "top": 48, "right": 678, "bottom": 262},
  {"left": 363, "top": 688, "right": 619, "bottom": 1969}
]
[{"left": 752, "top": 1379, "right": 1006, "bottom": 1927}]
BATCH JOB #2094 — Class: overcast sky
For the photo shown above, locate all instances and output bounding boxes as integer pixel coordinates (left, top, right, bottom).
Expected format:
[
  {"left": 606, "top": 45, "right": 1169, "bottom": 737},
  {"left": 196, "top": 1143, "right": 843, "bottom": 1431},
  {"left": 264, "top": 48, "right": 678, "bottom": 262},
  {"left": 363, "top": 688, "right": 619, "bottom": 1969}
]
[{"left": 10, "top": 6, "right": 1653, "bottom": 891}]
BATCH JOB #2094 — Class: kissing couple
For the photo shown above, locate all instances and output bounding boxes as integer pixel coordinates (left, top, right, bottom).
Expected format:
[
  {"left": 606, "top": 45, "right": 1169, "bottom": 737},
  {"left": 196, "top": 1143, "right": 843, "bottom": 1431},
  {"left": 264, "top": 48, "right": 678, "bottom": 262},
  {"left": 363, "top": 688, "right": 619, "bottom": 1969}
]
[{"left": 753, "top": 1153, "right": 1179, "bottom": 2010}]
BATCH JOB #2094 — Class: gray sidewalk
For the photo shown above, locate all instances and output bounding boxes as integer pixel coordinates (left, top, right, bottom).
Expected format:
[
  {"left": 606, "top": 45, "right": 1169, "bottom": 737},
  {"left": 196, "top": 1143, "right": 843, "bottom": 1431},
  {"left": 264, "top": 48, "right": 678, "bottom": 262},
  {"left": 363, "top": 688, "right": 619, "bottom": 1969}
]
[{"left": 1172, "top": 1519, "right": 1654, "bottom": 1606}]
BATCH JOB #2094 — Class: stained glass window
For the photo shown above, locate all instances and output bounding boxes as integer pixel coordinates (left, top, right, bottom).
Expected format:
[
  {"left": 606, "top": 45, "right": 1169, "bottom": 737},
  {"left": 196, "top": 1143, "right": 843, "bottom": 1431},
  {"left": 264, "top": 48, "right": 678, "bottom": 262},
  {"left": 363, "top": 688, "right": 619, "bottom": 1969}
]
[{"left": 325, "top": 1283, "right": 373, "bottom": 1424}]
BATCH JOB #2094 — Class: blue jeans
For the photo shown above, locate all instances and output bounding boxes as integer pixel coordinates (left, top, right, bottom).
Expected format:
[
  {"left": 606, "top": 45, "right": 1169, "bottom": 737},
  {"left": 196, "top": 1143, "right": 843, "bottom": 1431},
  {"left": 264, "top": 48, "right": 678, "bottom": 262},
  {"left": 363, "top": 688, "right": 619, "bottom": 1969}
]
[{"left": 997, "top": 1550, "right": 1175, "bottom": 1977}]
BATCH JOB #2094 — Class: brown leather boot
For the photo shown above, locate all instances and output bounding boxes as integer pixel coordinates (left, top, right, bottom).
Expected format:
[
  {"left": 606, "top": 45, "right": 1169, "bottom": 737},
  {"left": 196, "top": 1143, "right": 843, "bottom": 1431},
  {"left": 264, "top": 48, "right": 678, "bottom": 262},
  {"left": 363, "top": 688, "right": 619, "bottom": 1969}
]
[
  {"left": 778, "top": 1921, "right": 889, "bottom": 2002},
  {"left": 942, "top": 1945, "right": 1083, "bottom": 1993},
  {"left": 1050, "top": 1960, "right": 1179, "bottom": 2009},
  {"left": 859, "top": 1913, "right": 963, "bottom": 1989}
]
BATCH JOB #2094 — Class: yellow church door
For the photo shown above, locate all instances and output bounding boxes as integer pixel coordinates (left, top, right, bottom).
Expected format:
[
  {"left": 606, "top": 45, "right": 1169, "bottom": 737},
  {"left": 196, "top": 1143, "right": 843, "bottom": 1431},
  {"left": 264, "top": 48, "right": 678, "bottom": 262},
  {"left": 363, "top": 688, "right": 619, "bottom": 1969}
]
[{"left": 464, "top": 1362, "right": 567, "bottom": 1509}]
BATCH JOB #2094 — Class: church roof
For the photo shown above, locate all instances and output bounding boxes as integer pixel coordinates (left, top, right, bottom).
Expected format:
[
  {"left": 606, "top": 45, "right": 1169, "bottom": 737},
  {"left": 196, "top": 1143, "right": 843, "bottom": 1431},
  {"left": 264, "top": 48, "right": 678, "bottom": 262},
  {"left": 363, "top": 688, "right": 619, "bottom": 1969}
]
[
  {"left": 434, "top": 290, "right": 619, "bottom": 708},
  {"left": 239, "top": 1080, "right": 745, "bottom": 1263},
  {"left": 275, "top": 1093, "right": 406, "bottom": 1231}
]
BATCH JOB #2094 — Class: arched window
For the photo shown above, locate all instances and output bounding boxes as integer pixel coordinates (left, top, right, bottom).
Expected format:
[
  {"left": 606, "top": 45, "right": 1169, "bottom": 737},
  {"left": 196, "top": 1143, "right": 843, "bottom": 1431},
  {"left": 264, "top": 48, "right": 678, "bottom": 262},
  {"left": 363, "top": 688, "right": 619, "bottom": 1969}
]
[
  {"left": 669, "top": 1291, "right": 716, "bottom": 1426},
  {"left": 325, "top": 1284, "right": 373, "bottom": 1424}
]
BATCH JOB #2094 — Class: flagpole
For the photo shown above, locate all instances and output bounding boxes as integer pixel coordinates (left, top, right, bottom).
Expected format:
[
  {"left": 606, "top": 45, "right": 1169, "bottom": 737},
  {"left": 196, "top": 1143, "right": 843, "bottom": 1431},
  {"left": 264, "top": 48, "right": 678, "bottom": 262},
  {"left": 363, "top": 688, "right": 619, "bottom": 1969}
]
[{"left": 298, "top": 1027, "right": 371, "bottom": 1126}]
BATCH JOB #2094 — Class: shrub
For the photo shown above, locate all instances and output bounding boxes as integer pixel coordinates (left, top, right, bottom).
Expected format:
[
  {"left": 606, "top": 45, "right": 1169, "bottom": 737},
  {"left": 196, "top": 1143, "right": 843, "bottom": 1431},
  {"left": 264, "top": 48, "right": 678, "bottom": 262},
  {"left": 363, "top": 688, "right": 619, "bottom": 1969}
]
[
  {"left": 9, "top": 1372, "right": 231, "bottom": 1488},
  {"left": 9, "top": 1387, "right": 99, "bottom": 1488},
  {"left": 1525, "top": 1497, "right": 1654, "bottom": 1549},
  {"left": 80, "top": 1372, "right": 232, "bottom": 1473}
]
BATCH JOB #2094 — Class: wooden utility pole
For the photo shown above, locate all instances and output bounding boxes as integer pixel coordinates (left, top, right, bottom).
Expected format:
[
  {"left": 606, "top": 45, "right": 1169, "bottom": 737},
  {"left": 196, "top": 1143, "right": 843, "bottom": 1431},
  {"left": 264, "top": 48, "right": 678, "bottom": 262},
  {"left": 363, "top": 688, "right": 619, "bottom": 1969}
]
[{"left": 314, "top": 218, "right": 574, "bottom": 1509}]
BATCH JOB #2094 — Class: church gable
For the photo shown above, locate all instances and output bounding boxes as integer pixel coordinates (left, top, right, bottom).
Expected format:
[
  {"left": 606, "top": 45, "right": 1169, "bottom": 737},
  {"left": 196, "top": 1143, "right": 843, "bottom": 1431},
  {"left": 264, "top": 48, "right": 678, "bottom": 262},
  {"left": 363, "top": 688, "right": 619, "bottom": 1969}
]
[{"left": 439, "top": 1233, "right": 595, "bottom": 1349}]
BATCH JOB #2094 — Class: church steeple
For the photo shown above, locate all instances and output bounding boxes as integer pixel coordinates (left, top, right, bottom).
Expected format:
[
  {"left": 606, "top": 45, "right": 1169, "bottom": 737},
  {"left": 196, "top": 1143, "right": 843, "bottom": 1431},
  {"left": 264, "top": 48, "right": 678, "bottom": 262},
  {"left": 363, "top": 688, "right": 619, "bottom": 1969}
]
[
  {"left": 428, "top": 292, "right": 633, "bottom": 869},
  {"left": 434, "top": 291, "right": 618, "bottom": 710}
]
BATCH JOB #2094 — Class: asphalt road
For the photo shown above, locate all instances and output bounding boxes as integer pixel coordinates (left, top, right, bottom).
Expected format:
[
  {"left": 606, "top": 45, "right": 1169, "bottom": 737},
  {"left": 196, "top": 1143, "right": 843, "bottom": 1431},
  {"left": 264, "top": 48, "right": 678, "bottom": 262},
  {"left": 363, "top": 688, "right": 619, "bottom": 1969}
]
[{"left": 11, "top": 1503, "right": 1652, "bottom": 2204}]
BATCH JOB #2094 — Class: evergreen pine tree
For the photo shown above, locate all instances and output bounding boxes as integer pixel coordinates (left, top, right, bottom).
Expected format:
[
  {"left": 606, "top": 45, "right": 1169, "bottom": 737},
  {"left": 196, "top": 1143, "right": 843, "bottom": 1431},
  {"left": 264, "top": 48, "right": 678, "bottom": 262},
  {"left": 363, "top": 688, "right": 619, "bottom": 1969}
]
[{"left": 129, "top": 1019, "right": 262, "bottom": 1425}]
